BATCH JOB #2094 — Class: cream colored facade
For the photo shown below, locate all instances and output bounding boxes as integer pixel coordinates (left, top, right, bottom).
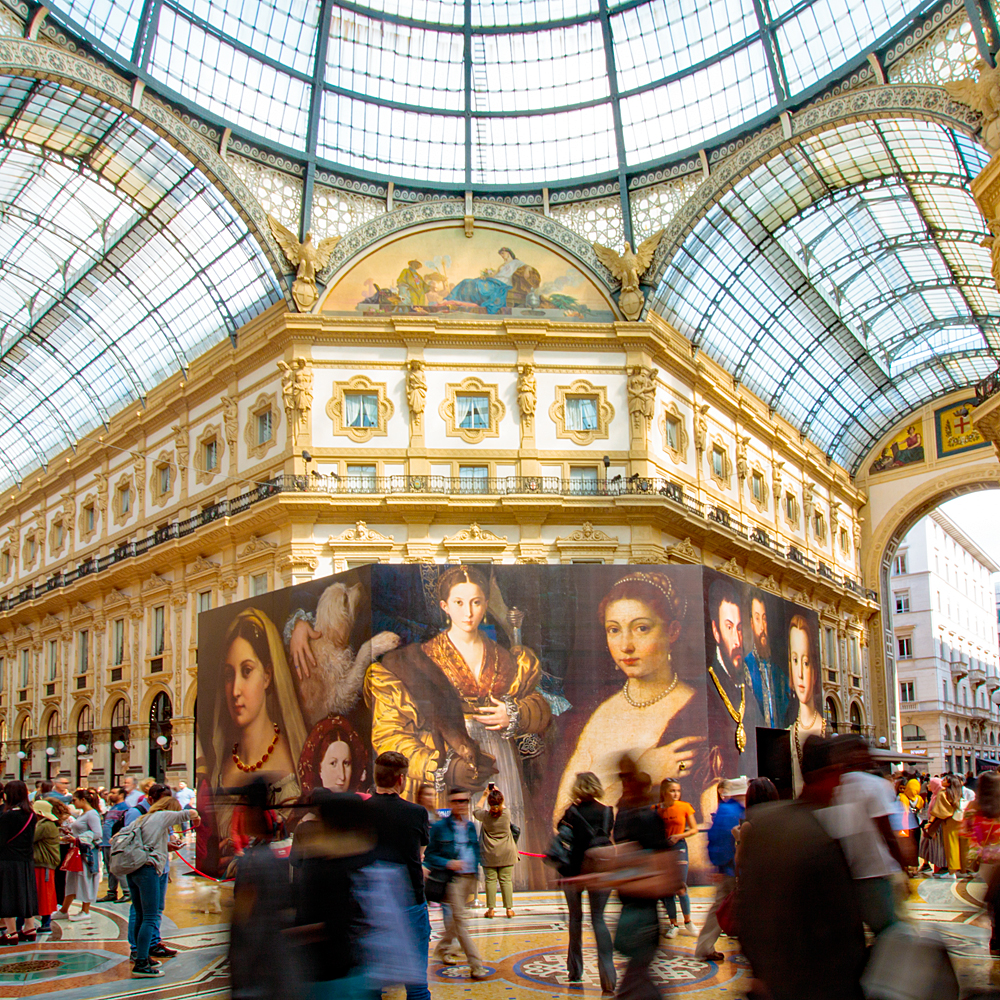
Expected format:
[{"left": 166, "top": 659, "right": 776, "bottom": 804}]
[{"left": 0, "top": 302, "right": 878, "bottom": 786}]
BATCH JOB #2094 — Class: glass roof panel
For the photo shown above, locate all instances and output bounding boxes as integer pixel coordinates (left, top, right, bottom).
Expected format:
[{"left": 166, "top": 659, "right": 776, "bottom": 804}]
[
  {"left": 775, "top": 0, "right": 912, "bottom": 94},
  {"left": 173, "top": 0, "right": 320, "bottom": 75},
  {"left": 50, "top": 0, "right": 144, "bottom": 60},
  {"left": 318, "top": 93, "right": 466, "bottom": 183},
  {"left": 473, "top": 0, "right": 598, "bottom": 27},
  {"left": 651, "top": 118, "right": 999, "bottom": 470},
  {"left": 472, "top": 104, "right": 617, "bottom": 184},
  {"left": 0, "top": 76, "right": 280, "bottom": 491},
  {"left": 327, "top": 12, "right": 465, "bottom": 111},
  {"left": 46, "top": 0, "right": 935, "bottom": 187},
  {"left": 150, "top": 7, "right": 310, "bottom": 149},
  {"left": 620, "top": 42, "right": 772, "bottom": 165},
  {"left": 472, "top": 23, "right": 609, "bottom": 112},
  {"left": 610, "top": 0, "right": 757, "bottom": 92}
]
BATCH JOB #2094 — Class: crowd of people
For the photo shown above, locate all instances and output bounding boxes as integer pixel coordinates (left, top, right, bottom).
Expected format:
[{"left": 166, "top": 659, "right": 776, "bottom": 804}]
[{"left": 0, "top": 773, "right": 196, "bottom": 978}]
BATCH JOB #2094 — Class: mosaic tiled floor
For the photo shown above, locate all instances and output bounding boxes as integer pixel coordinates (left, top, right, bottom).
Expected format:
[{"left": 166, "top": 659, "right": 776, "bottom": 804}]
[{"left": 7, "top": 863, "right": 1000, "bottom": 1000}]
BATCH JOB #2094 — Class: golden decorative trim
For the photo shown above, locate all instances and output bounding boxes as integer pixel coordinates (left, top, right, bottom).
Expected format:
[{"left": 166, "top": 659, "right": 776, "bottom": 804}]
[
  {"left": 548, "top": 379, "right": 614, "bottom": 446},
  {"left": 329, "top": 521, "right": 394, "bottom": 543},
  {"left": 193, "top": 424, "right": 225, "bottom": 486},
  {"left": 149, "top": 450, "right": 177, "bottom": 509},
  {"left": 783, "top": 489, "right": 801, "bottom": 529},
  {"left": 747, "top": 461, "right": 770, "bottom": 513},
  {"left": 326, "top": 374, "right": 395, "bottom": 443},
  {"left": 439, "top": 376, "right": 505, "bottom": 444},
  {"left": 239, "top": 534, "right": 278, "bottom": 560},
  {"left": 707, "top": 436, "right": 732, "bottom": 490},
  {"left": 110, "top": 474, "right": 135, "bottom": 528},
  {"left": 244, "top": 392, "right": 281, "bottom": 460},
  {"left": 555, "top": 522, "right": 619, "bottom": 563},
  {"left": 667, "top": 537, "right": 699, "bottom": 565},
  {"left": 717, "top": 557, "right": 745, "bottom": 579},
  {"left": 659, "top": 401, "right": 689, "bottom": 464},
  {"left": 758, "top": 575, "right": 782, "bottom": 595}
]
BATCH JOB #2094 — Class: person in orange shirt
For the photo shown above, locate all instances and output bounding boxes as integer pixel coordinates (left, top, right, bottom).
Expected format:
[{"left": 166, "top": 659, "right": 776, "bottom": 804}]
[{"left": 656, "top": 778, "right": 698, "bottom": 936}]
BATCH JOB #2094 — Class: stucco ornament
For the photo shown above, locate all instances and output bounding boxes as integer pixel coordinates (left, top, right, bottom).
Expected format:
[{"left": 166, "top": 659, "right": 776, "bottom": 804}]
[{"left": 945, "top": 60, "right": 1000, "bottom": 151}]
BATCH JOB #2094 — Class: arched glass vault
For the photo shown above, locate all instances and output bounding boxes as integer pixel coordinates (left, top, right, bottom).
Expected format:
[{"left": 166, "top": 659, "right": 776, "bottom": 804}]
[
  {"left": 653, "top": 118, "right": 999, "bottom": 472},
  {"left": 0, "top": 74, "right": 281, "bottom": 489}
]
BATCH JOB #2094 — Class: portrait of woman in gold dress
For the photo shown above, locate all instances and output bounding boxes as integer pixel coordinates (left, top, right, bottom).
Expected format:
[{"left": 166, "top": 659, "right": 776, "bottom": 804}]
[{"left": 365, "top": 565, "right": 551, "bottom": 836}]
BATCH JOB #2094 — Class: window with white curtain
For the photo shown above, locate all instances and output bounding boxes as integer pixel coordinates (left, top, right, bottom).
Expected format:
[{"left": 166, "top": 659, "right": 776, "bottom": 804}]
[
  {"left": 457, "top": 395, "right": 490, "bottom": 429},
  {"left": 459, "top": 465, "right": 489, "bottom": 493},
  {"left": 47, "top": 640, "right": 57, "bottom": 682},
  {"left": 347, "top": 464, "right": 377, "bottom": 491},
  {"left": 345, "top": 392, "right": 379, "bottom": 428},
  {"left": 565, "top": 396, "right": 598, "bottom": 431},
  {"left": 569, "top": 467, "right": 598, "bottom": 493}
]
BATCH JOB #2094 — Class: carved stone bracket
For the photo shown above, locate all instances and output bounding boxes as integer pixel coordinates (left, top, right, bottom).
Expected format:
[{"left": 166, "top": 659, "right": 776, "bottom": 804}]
[
  {"left": 554, "top": 522, "right": 619, "bottom": 563},
  {"left": 443, "top": 523, "right": 508, "bottom": 562}
]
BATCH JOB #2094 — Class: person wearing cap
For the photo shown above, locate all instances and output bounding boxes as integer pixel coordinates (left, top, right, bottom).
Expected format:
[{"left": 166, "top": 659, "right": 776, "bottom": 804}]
[
  {"left": 694, "top": 777, "right": 747, "bottom": 962},
  {"left": 30, "top": 798, "right": 60, "bottom": 935}
]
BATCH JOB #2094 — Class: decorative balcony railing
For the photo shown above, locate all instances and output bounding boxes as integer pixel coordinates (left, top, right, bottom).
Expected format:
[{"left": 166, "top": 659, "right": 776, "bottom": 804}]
[
  {"left": 0, "top": 473, "right": 877, "bottom": 613},
  {"left": 975, "top": 366, "right": 1000, "bottom": 405}
]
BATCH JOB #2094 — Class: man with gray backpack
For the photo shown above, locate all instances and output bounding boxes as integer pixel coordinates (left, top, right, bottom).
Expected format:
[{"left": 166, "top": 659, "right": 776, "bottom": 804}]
[{"left": 109, "top": 796, "right": 200, "bottom": 978}]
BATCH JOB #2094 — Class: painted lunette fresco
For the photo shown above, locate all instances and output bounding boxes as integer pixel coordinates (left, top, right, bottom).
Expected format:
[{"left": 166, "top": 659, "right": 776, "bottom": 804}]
[
  {"left": 318, "top": 227, "right": 616, "bottom": 321},
  {"left": 195, "top": 565, "right": 818, "bottom": 886}
]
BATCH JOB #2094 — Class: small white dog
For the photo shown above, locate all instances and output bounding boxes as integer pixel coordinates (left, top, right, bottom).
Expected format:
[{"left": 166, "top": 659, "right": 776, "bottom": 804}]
[
  {"left": 299, "top": 582, "right": 399, "bottom": 725},
  {"left": 190, "top": 882, "right": 223, "bottom": 914}
]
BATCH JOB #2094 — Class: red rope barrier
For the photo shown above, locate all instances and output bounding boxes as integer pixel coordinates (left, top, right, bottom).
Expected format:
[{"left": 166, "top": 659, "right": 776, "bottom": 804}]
[
  {"left": 174, "top": 852, "right": 235, "bottom": 883},
  {"left": 517, "top": 851, "right": 547, "bottom": 858}
]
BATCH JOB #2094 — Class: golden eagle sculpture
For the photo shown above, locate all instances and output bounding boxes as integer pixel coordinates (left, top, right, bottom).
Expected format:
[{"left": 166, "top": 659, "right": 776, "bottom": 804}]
[
  {"left": 592, "top": 229, "right": 665, "bottom": 321},
  {"left": 267, "top": 215, "right": 341, "bottom": 313}
]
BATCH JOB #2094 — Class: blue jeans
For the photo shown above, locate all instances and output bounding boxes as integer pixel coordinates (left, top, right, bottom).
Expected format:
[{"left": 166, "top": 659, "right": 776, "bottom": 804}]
[
  {"left": 126, "top": 865, "right": 161, "bottom": 964},
  {"left": 128, "top": 869, "right": 167, "bottom": 952},
  {"left": 405, "top": 902, "right": 431, "bottom": 1000},
  {"left": 662, "top": 842, "right": 691, "bottom": 922}
]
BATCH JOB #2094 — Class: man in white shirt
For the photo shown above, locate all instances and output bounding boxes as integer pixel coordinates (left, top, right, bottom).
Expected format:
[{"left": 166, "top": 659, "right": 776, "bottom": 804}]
[
  {"left": 819, "top": 735, "right": 906, "bottom": 935},
  {"left": 175, "top": 781, "right": 195, "bottom": 809}
]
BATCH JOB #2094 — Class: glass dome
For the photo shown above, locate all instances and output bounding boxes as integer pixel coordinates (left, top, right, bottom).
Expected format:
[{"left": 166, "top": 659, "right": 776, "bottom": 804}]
[{"left": 48, "top": 0, "right": 933, "bottom": 188}]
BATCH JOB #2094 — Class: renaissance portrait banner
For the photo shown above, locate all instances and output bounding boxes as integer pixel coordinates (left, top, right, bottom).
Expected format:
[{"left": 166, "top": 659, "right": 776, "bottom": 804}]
[{"left": 195, "top": 564, "right": 820, "bottom": 885}]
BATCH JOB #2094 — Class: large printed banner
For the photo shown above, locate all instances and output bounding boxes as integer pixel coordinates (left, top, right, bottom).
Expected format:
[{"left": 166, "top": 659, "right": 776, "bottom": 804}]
[{"left": 195, "top": 565, "right": 819, "bottom": 884}]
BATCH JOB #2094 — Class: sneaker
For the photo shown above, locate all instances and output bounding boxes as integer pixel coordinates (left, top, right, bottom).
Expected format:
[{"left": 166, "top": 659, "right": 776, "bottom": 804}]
[
  {"left": 129, "top": 955, "right": 160, "bottom": 966},
  {"left": 51, "top": 911, "right": 70, "bottom": 920},
  {"left": 664, "top": 925, "right": 679, "bottom": 938},
  {"left": 96, "top": 894, "right": 118, "bottom": 903},
  {"left": 115, "top": 896, "right": 131, "bottom": 903},
  {"left": 68, "top": 913, "right": 92, "bottom": 922},
  {"left": 149, "top": 944, "right": 177, "bottom": 957},
  {"left": 131, "top": 963, "right": 164, "bottom": 978},
  {"left": 682, "top": 922, "right": 696, "bottom": 936}
]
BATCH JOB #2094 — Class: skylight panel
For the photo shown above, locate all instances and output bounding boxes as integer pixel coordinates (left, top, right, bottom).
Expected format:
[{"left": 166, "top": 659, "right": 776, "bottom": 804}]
[
  {"left": 327, "top": 13, "right": 465, "bottom": 111},
  {"left": 49, "top": 0, "right": 144, "bottom": 61},
  {"left": 151, "top": 8, "right": 310, "bottom": 149},
  {"left": 610, "top": 0, "right": 756, "bottom": 92},
  {"left": 175, "top": 0, "right": 320, "bottom": 75},
  {"left": 473, "top": 23, "right": 608, "bottom": 112},
  {"left": 621, "top": 43, "right": 772, "bottom": 165},
  {"left": 774, "top": 0, "right": 913, "bottom": 95},
  {"left": 474, "top": 0, "right": 598, "bottom": 28},
  {"left": 472, "top": 104, "right": 617, "bottom": 184},
  {"left": 360, "top": 0, "right": 464, "bottom": 26}
]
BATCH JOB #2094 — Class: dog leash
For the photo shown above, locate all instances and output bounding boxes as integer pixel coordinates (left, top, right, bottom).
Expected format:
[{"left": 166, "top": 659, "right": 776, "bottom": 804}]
[{"left": 174, "top": 853, "right": 235, "bottom": 883}]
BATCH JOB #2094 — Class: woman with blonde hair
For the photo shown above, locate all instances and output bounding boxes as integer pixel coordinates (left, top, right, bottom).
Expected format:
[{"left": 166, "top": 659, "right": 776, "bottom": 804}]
[
  {"left": 208, "top": 608, "right": 307, "bottom": 867},
  {"left": 555, "top": 771, "right": 615, "bottom": 997},
  {"left": 474, "top": 785, "right": 518, "bottom": 918}
]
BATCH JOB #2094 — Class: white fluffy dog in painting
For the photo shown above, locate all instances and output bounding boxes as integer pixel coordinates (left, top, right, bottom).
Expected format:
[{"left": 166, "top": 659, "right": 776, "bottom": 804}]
[{"left": 299, "top": 581, "right": 400, "bottom": 725}]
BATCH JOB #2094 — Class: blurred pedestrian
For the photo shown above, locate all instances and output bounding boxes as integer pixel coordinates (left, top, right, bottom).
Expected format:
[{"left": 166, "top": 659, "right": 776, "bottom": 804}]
[
  {"left": 738, "top": 736, "right": 866, "bottom": 1000},
  {"left": 98, "top": 788, "right": 129, "bottom": 902},
  {"left": 612, "top": 774, "right": 667, "bottom": 1000},
  {"left": 694, "top": 777, "right": 746, "bottom": 962},
  {"left": 417, "top": 784, "right": 438, "bottom": 829},
  {"left": 556, "top": 771, "right": 616, "bottom": 996},
  {"left": 822, "top": 734, "right": 906, "bottom": 935},
  {"left": 367, "top": 751, "right": 431, "bottom": 1000},
  {"left": 927, "top": 776, "right": 962, "bottom": 878},
  {"left": 897, "top": 776, "right": 924, "bottom": 873},
  {"left": 426, "top": 787, "right": 487, "bottom": 980},
  {"left": 474, "top": 786, "right": 518, "bottom": 919},
  {"left": 963, "top": 771, "right": 1000, "bottom": 954},
  {"left": 29, "top": 798, "right": 59, "bottom": 935},
  {"left": 919, "top": 778, "right": 946, "bottom": 875},
  {"left": 656, "top": 778, "right": 697, "bottom": 938}
]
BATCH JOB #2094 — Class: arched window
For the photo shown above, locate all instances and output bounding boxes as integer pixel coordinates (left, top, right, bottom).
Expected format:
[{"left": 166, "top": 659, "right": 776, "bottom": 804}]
[
  {"left": 45, "top": 711, "right": 59, "bottom": 780},
  {"left": 75, "top": 703, "right": 93, "bottom": 786},
  {"left": 110, "top": 698, "right": 130, "bottom": 786},
  {"left": 944, "top": 724, "right": 952, "bottom": 741},
  {"left": 18, "top": 716, "right": 31, "bottom": 781},
  {"left": 825, "top": 697, "right": 839, "bottom": 728},
  {"left": 849, "top": 702, "right": 862, "bottom": 733},
  {"left": 965, "top": 727, "right": 972, "bottom": 743},
  {"left": 901, "top": 724, "right": 926, "bottom": 742},
  {"left": 148, "top": 692, "right": 173, "bottom": 783},
  {"left": 992, "top": 732, "right": 996, "bottom": 747}
]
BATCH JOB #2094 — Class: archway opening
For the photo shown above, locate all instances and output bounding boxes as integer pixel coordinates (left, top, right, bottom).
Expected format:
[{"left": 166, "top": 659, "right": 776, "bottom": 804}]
[
  {"left": 148, "top": 692, "right": 173, "bottom": 783},
  {"left": 110, "top": 698, "right": 130, "bottom": 788}
]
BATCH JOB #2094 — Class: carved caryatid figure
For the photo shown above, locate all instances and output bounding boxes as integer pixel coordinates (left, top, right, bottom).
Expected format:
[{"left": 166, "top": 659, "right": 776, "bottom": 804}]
[
  {"left": 946, "top": 60, "right": 1000, "bottom": 151},
  {"left": 267, "top": 216, "right": 341, "bottom": 313},
  {"left": 277, "top": 359, "right": 313, "bottom": 446},
  {"left": 627, "top": 365, "right": 657, "bottom": 432},
  {"left": 592, "top": 230, "right": 665, "bottom": 321},
  {"left": 517, "top": 363, "right": 536, "bottom": 437},
  {"left": 407, "top": 360, "right": 427, "bottom": 433}
]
